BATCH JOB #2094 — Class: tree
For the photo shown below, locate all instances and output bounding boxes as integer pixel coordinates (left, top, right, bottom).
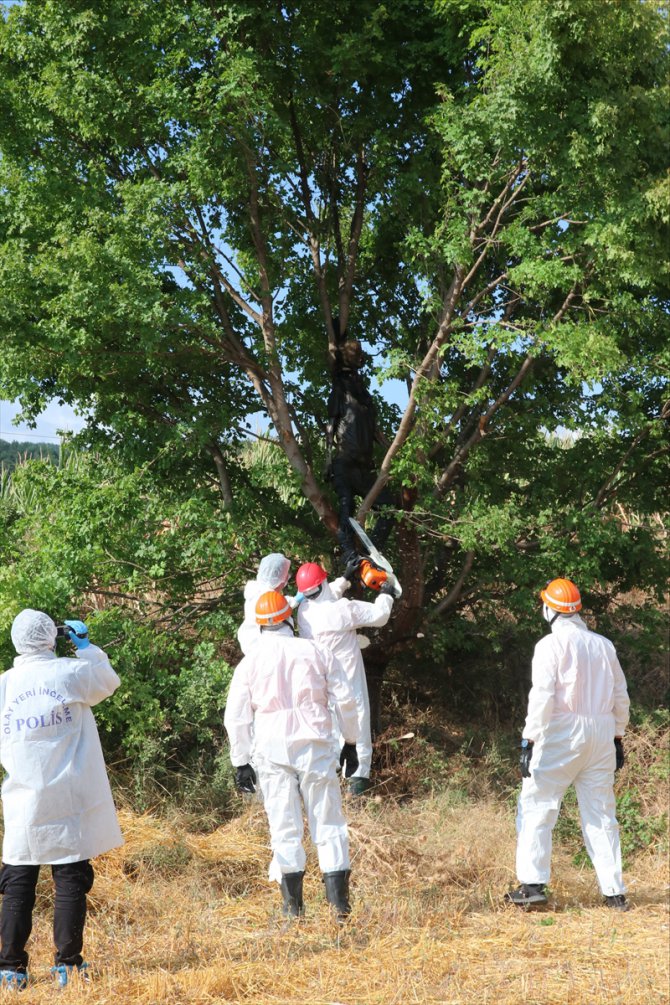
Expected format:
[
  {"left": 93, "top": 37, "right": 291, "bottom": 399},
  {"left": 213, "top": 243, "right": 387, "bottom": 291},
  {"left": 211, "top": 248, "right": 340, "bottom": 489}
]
[
  {"left": 0, "top": 1, "right": 667, "bottom": 721},
  {"left": 0, "top": 439, "right": 59, "bottom": 470},
  {"left": 0, "top": 445, "right": 315, "bottom": 797}
]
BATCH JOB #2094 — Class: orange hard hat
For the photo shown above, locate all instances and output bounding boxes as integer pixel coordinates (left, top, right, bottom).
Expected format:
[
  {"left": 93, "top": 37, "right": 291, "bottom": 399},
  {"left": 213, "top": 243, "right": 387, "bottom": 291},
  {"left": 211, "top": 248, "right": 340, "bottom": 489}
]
[
  {"left": 255, "top": 590, "right": 292, "bottom": 626},
  {"left": 540, "top": 578, "right": 582, "bottom": 614},
  {"left": 359, "top": 559, "right": 388, "bottom": 592}
]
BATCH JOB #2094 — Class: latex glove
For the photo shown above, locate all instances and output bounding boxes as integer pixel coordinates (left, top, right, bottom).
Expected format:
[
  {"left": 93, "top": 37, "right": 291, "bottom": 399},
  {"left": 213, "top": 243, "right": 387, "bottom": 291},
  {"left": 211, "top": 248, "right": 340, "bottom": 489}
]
[
  {"left": 235, "top": 763, "right": 257, "bottom": 793},
  {"left": 614, "top": 737, "right": 624, "bottom": 772},
  {"left": 519, "top": 739, "right": 534, "bottom": 779},
  {"left": 64, "top": 619, "right": 91, "bottom": 650},
  {"left": 339, "top": 742, "right": 359, "bottom": 778},
  {"left": 287, "top": 593, "right": 305, "bottom": 609}
]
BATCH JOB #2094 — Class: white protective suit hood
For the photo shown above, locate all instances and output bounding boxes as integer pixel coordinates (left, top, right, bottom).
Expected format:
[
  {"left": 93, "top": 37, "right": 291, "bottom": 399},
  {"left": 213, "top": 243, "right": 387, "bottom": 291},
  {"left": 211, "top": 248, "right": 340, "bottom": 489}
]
[
  {"left": 238, "top": 567, "right": 292, "bottom": 656},
  {"left": 257, "top": 553, "right": 291, "bottom": 590},
  {"left": 543, "top": 609, "right": 583, "bottom": 628},
  {"left": 260, "top": 620, "right": 295, "bottom": 636},
  {"left": 11, "top": 609, "right": 57, "bottom": 655},
  {"left": 243, "top": 581, "right": 261, "bottom": 602},
  {"left": 306, "top": 581, "right": 335, "bottom": 604}
]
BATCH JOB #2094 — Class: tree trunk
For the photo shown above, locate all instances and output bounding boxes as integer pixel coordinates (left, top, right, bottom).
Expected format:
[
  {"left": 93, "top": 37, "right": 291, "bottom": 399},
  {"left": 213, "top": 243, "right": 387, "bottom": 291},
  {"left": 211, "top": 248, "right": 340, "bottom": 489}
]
[
  {"left": 207, "top": 442, "right": 234, "bottom": 510},
  {"left": 363, "top": 653, "right": 388, "bottom": 739}
]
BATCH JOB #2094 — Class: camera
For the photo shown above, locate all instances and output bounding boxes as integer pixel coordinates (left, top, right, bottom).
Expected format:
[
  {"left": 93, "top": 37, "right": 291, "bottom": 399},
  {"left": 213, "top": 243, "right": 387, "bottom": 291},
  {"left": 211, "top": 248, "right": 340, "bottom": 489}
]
[{"left": 56, "top": 624, "right": 88, "bottom": 640}]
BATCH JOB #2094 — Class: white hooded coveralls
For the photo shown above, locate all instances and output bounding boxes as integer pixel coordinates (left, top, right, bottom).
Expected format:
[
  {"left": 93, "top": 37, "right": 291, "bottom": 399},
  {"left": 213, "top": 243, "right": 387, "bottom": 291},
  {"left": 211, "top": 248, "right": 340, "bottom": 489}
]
[
  {"left": 516, "top": 614, "right": 630, "bottom": 896},
  {"left": 237, "top": 581, "right": 268, "bottom": 656},
  {"left": 237, "top": 554, "right": 291, "bottom": 656},
  {"left": 0, "top": 645, "right": 123, "bottom": 865},
  {"left": 297, "top": 578, "right": 393, "bottom": 779},
  {"left": 224, "top": 626, "right": 359, "bottom": 882}
]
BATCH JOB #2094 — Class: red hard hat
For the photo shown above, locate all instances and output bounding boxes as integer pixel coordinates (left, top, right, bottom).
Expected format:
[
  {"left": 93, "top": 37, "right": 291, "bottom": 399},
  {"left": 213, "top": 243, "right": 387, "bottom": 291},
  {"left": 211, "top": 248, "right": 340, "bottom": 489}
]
[
  {"left": 540, "top": 578, "right": 582, "bottom": 614},
  {"left": 255, "top": 591, "right": 292, "bottom": 626},
  {"left": 295, "top": 562, "right": 328, "bottom": 596}
]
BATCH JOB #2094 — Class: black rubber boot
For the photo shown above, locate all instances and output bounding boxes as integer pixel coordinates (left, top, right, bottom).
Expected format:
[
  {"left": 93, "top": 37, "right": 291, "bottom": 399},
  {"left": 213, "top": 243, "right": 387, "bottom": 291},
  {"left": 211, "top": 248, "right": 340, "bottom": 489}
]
[
  {"left": 323, "top": 870, "right": 351, "bottom": 922},
  {"left": 504, "top": 883, "right": 548, "bottom": 907},
  {"left": 348, "top": 777, "right": 372, "bottom": 797},
  {"left": 280, "top": 872, "right": 305, "bottom": 917}
]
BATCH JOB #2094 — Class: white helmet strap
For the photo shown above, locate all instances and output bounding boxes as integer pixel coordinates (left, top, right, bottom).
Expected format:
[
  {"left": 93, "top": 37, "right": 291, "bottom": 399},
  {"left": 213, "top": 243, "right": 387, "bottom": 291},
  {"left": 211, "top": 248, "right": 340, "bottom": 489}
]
[{"left": 543, "top": 603, "right": 560, "bottom": 626}]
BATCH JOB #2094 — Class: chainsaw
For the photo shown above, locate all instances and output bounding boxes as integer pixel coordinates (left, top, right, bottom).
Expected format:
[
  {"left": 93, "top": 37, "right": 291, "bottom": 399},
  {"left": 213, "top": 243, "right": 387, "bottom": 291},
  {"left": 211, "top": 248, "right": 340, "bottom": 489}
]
[{"left": 348, "top": 517, "right": 402, "bottom": 598}]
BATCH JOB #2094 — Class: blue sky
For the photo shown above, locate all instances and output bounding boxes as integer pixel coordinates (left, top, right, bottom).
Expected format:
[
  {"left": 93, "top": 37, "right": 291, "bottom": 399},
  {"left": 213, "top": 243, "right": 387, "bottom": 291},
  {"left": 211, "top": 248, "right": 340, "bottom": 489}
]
[
  {"left": 0, "top": 399, "right": 83, "bottom": 443},
  {"left": 0, "top": 373, "right": 410, "bottom": 444}
]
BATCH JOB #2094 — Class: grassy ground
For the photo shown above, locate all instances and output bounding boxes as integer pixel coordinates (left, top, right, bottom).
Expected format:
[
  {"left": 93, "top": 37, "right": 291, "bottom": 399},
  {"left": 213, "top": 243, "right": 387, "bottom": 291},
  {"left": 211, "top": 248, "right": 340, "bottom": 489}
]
[
  {"left": 10, "top": 748, "right": 669, "bottom": 1005},
  {"left": 3, "top": 712, "right": 667, "bottom": 1003}
]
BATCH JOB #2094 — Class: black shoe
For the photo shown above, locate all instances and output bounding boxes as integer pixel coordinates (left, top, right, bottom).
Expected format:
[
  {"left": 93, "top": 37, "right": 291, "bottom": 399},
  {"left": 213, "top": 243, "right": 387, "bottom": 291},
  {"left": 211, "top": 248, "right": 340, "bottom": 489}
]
[
  {"left": 504, "top": 883, "right": 548, "bottom": 907},
  {"left": 604, "top": 894, "right": 629, "bottom": 912},
  {"left": 323, "top": 869, "right": 351, "bottom": 922},
  {"left": 280, "top": 871, "right": 305, "bottom": 917},
  {"left": 348, "top": 777, "right": 372, "bottom": 797}
]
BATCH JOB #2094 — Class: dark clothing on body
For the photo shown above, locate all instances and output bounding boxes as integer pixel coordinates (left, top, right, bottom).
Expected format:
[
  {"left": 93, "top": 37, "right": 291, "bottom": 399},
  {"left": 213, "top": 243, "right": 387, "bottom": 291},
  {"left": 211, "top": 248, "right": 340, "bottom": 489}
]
[{"left": 328, "top": 365, "right": 395, "bottom": 563}]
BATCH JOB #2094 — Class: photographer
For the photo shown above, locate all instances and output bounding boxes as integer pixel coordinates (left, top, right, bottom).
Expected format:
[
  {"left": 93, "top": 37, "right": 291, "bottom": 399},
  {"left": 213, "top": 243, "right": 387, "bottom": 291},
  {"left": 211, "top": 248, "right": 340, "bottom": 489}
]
[{"left": 0, "top": 610, "right": 123, "bottom": 989}]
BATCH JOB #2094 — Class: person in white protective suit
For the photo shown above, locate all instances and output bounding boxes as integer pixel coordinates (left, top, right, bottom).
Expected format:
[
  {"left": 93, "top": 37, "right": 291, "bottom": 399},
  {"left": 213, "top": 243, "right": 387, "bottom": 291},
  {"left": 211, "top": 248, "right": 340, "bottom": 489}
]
[
  {"left": 295, "top": 560, "right": 396, "bottom": 796},
  {"left": 505, "top": 579, "right": 630, "bottom": 911},
  {"left": 0, "top": 610, "right": 123, "bottom": 990},
  {"left": 224, "top": 590, "right": 359, "bottom": 921},
  {"left": 237, "top": 552, "right": 291, "bottom": 656}
]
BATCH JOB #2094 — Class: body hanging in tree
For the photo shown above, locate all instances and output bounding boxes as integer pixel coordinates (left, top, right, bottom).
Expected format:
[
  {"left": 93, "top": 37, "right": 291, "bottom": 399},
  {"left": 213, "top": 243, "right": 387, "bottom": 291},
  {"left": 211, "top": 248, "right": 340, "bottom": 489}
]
[{"left": 326, "top": 321, "right": 396, "bottom": 567}]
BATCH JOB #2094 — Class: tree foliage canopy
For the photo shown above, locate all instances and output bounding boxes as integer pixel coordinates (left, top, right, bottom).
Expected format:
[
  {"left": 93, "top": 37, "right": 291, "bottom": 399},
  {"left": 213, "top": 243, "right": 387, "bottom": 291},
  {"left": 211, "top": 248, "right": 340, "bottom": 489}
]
[{"left": 0, "top": 1, "right": 667, "bottom": 697}]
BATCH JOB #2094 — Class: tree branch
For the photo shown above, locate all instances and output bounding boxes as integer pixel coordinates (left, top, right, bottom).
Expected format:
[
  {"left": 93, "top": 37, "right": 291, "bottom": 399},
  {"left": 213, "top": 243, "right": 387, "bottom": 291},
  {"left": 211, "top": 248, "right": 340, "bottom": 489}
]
[
  {"left": 434, "top": 278, "right": 584, "bottom": 496},
  {"left": 427, "top": 346, "right": 497, "bottom": 460},
  {"left": 473, "top": 158, "right": 526, "bottom": 237},
  {"left": 434, "top": 353, "right": 535, "bottom": 496},
  {"left": 288, "top": 94, "right": 334, "bottom": 348},
  {"left": 356, "top": 266, "right": 466, "bottom": 520},
  {"left": 338, "top": 147, "right": 368, "bottom": 333},
  {"left": 590, "top": 399, "right": 670, "bottom": 510},
  {"left": 425, "top": 550, "right": 475, "bottom": 621},
  {"left": 207, "top": 440, "right": 234, "bottom": 510}
]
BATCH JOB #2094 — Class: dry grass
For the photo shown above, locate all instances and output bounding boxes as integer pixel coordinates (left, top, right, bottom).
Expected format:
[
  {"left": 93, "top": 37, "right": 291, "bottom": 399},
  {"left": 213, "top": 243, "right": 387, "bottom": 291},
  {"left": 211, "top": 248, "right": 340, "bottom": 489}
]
[{"left": 10, "top": 786, "right": 669, "bottom": 1005}]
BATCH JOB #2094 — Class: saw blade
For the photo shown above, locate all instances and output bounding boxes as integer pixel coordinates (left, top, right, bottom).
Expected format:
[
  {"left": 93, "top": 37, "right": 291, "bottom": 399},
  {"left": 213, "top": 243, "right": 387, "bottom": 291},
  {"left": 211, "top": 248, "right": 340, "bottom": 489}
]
[
  {"left": 348, "top": 517, "right": 402, "bottom": 597},
  {"left": 348, "top": 517, "right": 392, "bottom": 572}
]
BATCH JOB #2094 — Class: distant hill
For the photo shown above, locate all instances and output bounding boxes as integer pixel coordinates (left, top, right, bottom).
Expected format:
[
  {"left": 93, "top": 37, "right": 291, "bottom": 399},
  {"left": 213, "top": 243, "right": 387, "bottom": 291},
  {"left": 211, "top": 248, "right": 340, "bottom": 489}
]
[{"left": 0, "top": 440, "right": 60, "bottom": 471}]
